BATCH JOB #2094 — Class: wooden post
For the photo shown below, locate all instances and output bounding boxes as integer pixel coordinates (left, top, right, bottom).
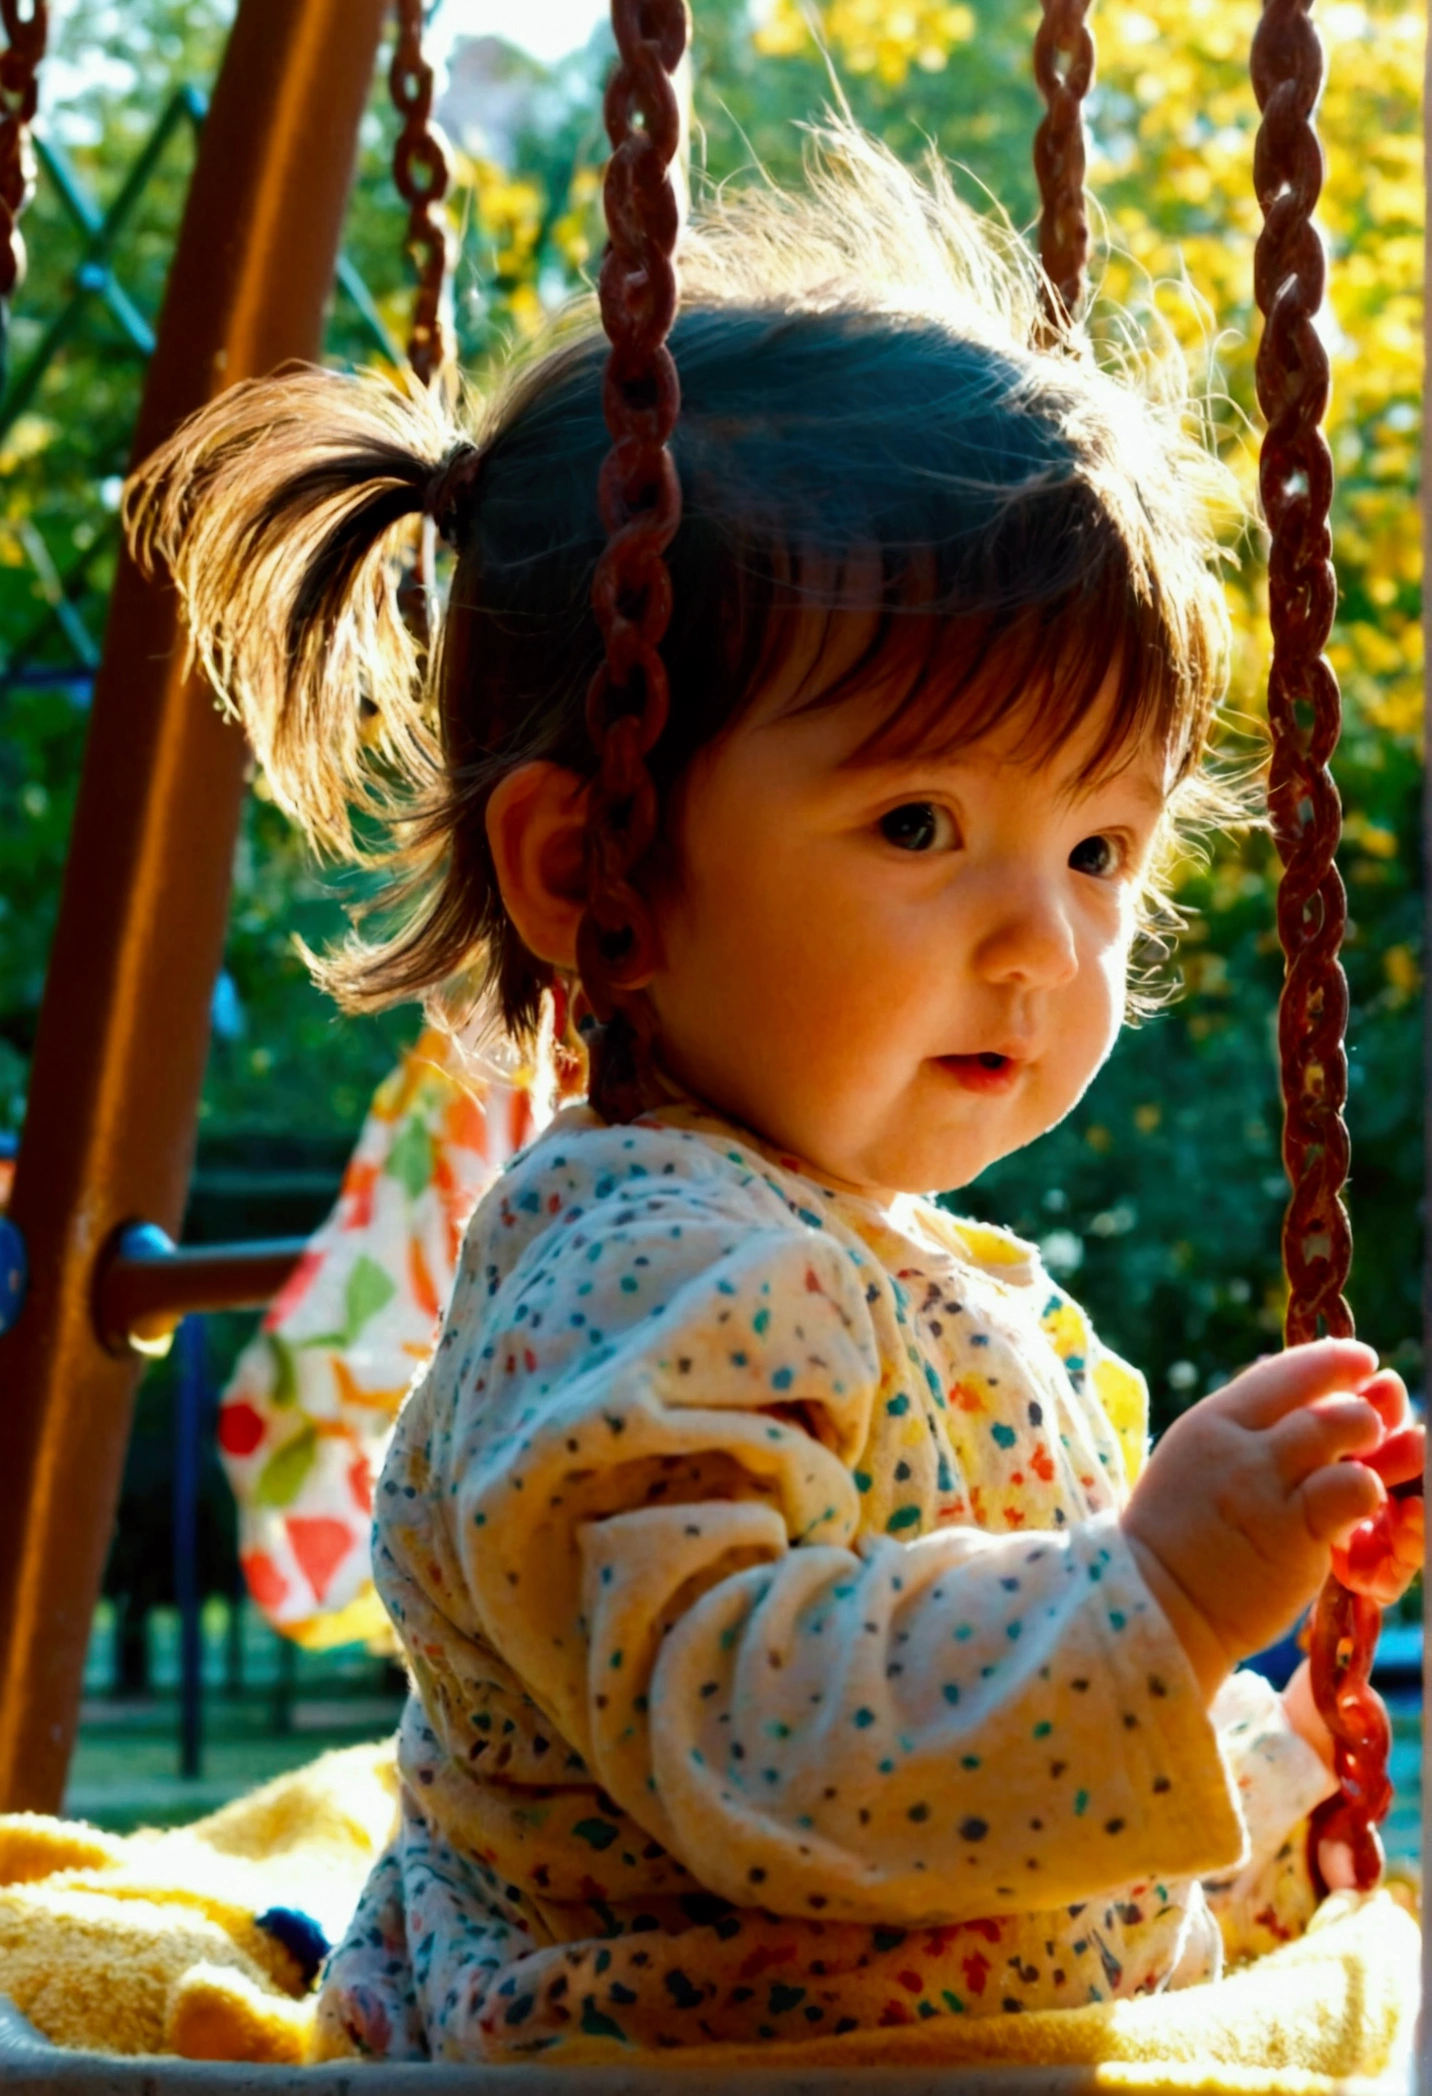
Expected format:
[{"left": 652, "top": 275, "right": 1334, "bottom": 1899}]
[{"left": 0, "top": 0, "right": 389, "bottom": 1813}]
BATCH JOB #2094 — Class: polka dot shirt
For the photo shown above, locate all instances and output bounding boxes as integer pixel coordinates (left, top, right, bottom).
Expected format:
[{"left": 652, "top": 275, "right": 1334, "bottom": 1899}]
[{"left": 316, "top": 1102, "right": 1335, "bottom": 2063}]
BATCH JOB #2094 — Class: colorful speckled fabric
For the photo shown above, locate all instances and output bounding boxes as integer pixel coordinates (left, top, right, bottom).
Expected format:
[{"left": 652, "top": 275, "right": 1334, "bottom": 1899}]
[
  {"left": 217, "top": 1032, "right": 535, "bottom": 1647},
  {"left": 316, "top": 1101, "right": 1334, "bottom": 2063}
]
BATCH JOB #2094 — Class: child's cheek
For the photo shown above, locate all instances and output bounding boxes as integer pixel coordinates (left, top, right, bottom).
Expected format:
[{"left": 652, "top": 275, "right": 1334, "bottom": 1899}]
[
  {"left": 1095, "top": 918, "right": 1133, "bottom": 1024},
  {"left": 1069, "top": 933, "right": 1131, "bottom": 1084}
]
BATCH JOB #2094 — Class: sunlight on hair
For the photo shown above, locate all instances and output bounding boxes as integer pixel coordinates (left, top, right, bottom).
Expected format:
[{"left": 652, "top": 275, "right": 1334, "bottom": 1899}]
[{"left": 126, "top": 119, "right": 1254, "bottom": 1046}]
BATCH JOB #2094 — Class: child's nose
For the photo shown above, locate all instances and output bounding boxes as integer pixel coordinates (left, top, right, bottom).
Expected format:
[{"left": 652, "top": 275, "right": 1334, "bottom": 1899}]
[{"left": 970, "top": 877, "right": 1080, "bottom": 988}]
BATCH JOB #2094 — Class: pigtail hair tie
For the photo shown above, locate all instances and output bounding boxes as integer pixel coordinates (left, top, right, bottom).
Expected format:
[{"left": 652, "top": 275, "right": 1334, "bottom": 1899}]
[{"left": 424, "top": 443, "right": 485, "bottom": 549}]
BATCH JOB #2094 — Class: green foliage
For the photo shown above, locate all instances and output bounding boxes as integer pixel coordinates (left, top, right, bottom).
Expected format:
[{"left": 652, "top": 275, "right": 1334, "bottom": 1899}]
[{"left": 0, "top": 0, "right": 415, "bottom": 1142}]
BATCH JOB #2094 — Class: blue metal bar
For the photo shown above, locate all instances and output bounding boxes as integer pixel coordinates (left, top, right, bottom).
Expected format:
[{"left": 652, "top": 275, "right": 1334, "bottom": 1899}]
[
  {"left": 173, "top": 1315, "right": 208, "bottom": 1782},
  {"left": 30, "top": 135, "right": 103, "bottom": 241},
  {"left": 31, "top": 90, "right": 208, "bottom": 268},
  {"left": 14, "top": 520, "right": 101, "bottom": 670},
  {"left": 79, "top": 89, "right": 207, "bottom": 263},
  {"left": 0, "top": 525, "right": 114, "bottom": 687},
  {"left": 93, "top": 267, "right": 157, "bottom": 357},
  {"left": 1, "top": 99, "right": 206, "bottom": 432}
]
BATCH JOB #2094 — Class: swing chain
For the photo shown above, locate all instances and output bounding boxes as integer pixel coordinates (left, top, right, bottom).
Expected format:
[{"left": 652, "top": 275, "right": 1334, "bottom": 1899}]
[
  {"left": 1251, "top": 0, "right": 1384, "bottom": 1892},
  {"left": 0, "top": 0, "right": 47, "bottom": 398},
  {"left": 1032, "top": 0, "right": 1093, "bottom": 325},
  {"left": 1305, "top": 1579, "right": 1391, "bottom": 1892},
  {"left": 1251, "top": 0, "right": 1352, "bottom": 1348},
  {"left": 577, "top": 0, "right": 687, "bottom": 1122},
  {"left": 390, "top": 0, "right": 452, "bottom": 387}
]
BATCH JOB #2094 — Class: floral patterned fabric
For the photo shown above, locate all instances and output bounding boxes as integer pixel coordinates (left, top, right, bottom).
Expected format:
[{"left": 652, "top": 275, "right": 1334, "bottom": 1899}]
[
  {"left": 217, "top": 1032, "right": 536, "bottom": 1649},
  {"left": 314, "top": 1099, "right": 1334, "bottom": 2062}
]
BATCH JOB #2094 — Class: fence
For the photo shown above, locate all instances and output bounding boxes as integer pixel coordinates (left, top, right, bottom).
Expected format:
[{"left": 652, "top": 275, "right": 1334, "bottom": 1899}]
[{"left": 71, "top": 1588, "right": 405, "bottom": 1829}]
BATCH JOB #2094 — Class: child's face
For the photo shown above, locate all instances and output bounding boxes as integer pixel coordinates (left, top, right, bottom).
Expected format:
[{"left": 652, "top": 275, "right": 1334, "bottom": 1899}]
[{"left": 646, "top": 631, "right": 1171, "bottom": 1197}]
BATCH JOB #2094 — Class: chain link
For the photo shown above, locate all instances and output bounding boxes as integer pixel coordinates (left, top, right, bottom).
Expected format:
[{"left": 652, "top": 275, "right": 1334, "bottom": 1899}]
[
  {"left": 0, "top": 0, "right": 48, "bottom": 399},
  {"left": 577, "top": 0, "right": 687, "bottom": 1122},
  {"left": 1252, "top": 0, "right": 1353, "bottom": 1348},
  {"left": 1307, "top": 1433, "right": 1422, "bottom": 1889},
  {"left": 389, "top": 0, "right": 453, "bottom": 642},
  {"left": 390, "top": 0, "right": 452, "bottom": 388},
  {"left": 1250, "top": 0, "right": 1383, "bottom": 1890},
  {"left": 1305, "top": 1580, "right": 1391, "bottom": 1891},
  {"left": 1032, "top": 0, "right": 1093, "bottom": 325}
]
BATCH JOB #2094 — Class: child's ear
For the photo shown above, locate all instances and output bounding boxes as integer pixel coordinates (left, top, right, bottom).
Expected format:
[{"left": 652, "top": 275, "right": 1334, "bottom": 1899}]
[{"left": 485, "top": 763, "right": 590, "bottom": 970}]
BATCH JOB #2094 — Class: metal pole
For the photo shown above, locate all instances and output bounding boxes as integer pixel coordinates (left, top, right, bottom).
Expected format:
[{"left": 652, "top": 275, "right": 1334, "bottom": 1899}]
[
  {"left": 173, "top": 1315, "right": 207, "bottom": 1783},
  {"left": 0, "top": 0, "right": 390, "bottom": 1814}
]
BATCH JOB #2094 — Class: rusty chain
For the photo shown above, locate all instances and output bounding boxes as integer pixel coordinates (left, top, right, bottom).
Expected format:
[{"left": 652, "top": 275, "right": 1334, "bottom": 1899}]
[
  {"left": 1250, "top": 0, "right": 1387, "bottom": 1890},
  {"left": 390, "top": 0, "right": 452, "bottom": 388},
  {"left": 0, "top": 0, "right": 47, "bottom": 400},
  {"left": 1308, "top": 1425, "right": 1423, "bottom": 1891},
  {"left": 1305, "top": 1580, "right": 1390, "bottom": 1892},
  {"left": 1252, "top": 0, "right": 1352, "bottom": 1347},
  {"left": 1032, "top": 0, "right": 1093, "bottom": 326},
  {"left": 576, "top": 0, "right": 687, "bottom": 1122},
  {"left": 389, "top": 0, "right": 453, "bottom": 644}
]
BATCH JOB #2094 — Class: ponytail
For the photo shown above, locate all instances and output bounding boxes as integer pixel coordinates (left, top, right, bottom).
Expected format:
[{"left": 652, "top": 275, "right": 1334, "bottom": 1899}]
[{"left": 125, "top": 366, "right": 481, "bottom": 860}]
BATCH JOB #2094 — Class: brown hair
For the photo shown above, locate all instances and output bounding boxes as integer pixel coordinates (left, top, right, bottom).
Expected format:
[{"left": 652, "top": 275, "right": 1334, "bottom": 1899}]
[{"left": 126, "top": 127, "right": 1240, "bottom": 1065}]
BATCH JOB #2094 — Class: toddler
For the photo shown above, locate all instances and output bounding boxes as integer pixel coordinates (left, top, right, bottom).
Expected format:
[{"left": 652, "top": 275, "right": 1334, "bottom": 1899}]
[{"left": 129, "top": 133, "right": 1419, "bottom": 2064}]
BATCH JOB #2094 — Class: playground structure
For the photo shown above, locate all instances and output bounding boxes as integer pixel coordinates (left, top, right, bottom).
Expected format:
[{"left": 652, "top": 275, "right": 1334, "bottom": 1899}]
[
  {"left": 0, "top": 0, "right": 1426, "bottom": 2077},
  {"left": 0, "top": 0, "right": 394, "bottom": 1811}
]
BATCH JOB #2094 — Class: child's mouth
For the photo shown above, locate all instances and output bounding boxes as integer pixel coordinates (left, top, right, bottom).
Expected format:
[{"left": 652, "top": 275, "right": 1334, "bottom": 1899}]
[{"left": 937, "top": 1051, "right": 1023, "bottom": 1095}]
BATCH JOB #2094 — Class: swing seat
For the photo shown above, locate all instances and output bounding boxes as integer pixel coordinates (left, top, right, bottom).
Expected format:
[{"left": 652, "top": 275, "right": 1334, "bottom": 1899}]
[{"left": 0, "top": 1738, "right": 1417, "bottom": 2094}]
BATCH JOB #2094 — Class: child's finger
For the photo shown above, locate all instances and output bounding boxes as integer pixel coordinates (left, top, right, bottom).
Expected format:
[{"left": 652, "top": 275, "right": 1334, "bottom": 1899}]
[
  {"left": 1223, "top": 1339, "right": 1380, "bottom": 1429},
  {"left": 1300, "top": 1460, "right": 1386, "bottom": 1544},
  {"left": 1332, "top": 1498, "right": 1423, "bottom": 1601},
  {"left": 1271, "top": 1396, "right": 1384, "bottom": 1482},
  {"left": 1365, "top": 1423, "right": 1424, "bottom": 1490},
  {"left": 1361, "top": 1369, "right": 1410, "bottom": 1432}
]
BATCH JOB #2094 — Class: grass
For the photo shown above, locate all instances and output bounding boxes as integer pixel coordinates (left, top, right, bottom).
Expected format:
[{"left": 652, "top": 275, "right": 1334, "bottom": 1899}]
[{"left": 65, "top": 1690, "right": 405, "bottom": 1834}]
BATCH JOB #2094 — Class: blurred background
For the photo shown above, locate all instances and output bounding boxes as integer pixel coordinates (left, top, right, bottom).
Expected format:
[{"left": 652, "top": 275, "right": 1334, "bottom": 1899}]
[{"left": 0, "top": 0, "right": 1422, "bottom": 1848}]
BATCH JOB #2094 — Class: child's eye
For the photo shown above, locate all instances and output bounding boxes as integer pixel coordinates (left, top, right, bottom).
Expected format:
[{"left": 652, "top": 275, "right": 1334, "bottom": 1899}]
[
  {"left": 1069, "top": 832, "right": 1126, "bottom": 879},
  {"left": 879, "top": 802, "right": 959, "bottom": 853}
]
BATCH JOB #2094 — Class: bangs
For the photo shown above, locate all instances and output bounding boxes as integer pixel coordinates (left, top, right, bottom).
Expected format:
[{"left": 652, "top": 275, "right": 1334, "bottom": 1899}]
[
  {"left": 768, "top": 552, "right": 1192, "bottom": 788},
  {"left": 473, "top": 301, "right": 1228, "bottom": 823}
]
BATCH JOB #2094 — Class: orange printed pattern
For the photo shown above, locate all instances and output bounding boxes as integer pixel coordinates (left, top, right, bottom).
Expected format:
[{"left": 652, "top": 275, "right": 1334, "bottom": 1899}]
[{"left": 217, "top": 1031, "right": 537, "bottom": 1648}]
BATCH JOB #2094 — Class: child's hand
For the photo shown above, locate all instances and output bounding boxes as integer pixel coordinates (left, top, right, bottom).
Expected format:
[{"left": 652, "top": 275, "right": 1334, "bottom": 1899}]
[{"left": 1122, "top": 1340, "right": 1394, "bottom": 1700}]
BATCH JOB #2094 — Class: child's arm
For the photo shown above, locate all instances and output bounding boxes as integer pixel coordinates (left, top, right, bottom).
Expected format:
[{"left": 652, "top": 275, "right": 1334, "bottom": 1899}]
[{"left": 427, "top": 1153, "right": 1251, "bottom": 1926}]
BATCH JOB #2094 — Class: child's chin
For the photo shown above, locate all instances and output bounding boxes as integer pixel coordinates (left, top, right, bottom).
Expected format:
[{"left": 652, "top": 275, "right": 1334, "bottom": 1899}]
[{"left": 889, "top": 1129, "right": 1012, "bottom": 1198}]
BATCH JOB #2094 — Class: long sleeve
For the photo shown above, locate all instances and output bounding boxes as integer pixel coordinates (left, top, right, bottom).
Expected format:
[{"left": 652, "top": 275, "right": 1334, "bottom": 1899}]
[
  {"left": 406, "top": 1131, "right": 1247, "bottom": 1926},
  {"left": 1202, "top": 1669, "right": 1336, "bottom": 1962},
  {"left": 625, "top": 1509, "right": 1244, "bottom": 1919}
]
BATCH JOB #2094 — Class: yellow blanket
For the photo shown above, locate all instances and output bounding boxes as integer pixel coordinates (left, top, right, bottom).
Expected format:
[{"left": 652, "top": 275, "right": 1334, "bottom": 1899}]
[
  {"left": 0, "top": 1738, "right": 1418, "bottom": 2088},
  {"left": 0, "top": 1743, "right": 397, "bottom": 2062}
]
